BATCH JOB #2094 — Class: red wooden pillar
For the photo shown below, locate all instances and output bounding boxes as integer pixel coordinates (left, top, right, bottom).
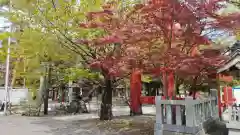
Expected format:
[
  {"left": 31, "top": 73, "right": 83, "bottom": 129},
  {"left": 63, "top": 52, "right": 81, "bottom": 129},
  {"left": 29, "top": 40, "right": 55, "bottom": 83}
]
[
  {"left": 162, "top": 70, "right": 168, "bottom": 97},
  {"left": 130, "top": 69, "right": 142, "bottom": 115},
  {"left": 218, "top": 73, "right": 233, "bottom": 118},
  {"left": 217, "top": 74, "right": 222, "bottom": 118},
  {"left": 152, "top": 68, "right": 175, "bottom": 99},
  {"left": 223, "top": 86, "right": 233, "bottom": 106}
]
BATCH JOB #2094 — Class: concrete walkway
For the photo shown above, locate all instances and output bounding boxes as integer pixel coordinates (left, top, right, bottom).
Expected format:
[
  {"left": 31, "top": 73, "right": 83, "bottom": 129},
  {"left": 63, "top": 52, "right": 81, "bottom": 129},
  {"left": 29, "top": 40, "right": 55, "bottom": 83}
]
[
  {"left": 0, "top": 116, "right": 52, "bottom": 135},
  {"left": 0, "top": 115, "right": 229, "bottom": 135},
  {"left": 0, "top": 106, "right": 155, "bottom": 135}
]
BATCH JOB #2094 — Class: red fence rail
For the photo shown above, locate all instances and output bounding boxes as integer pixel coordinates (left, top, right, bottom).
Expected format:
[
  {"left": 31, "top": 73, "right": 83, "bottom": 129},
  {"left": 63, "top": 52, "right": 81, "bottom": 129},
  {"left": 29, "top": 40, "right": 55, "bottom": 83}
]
[{"left": 140, "top": 96, "right": 185, "bottom": 104}]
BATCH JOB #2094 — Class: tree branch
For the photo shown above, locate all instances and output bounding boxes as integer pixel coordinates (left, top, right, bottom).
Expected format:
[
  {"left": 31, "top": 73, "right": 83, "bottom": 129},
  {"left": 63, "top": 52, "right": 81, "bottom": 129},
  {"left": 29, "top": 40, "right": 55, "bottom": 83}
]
[{"left": 36, "top": 6, "right": 96, "bottom": 59}]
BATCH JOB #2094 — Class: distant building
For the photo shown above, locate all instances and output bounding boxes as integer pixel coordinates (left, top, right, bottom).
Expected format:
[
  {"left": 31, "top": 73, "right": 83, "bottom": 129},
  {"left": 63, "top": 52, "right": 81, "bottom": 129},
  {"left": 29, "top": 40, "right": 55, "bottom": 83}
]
[
  {"left": 218, "top": 41, "right": 240, "bottom": 106},
  {"left": 218, "top": 40, "right": 240, "bottom": 78}
]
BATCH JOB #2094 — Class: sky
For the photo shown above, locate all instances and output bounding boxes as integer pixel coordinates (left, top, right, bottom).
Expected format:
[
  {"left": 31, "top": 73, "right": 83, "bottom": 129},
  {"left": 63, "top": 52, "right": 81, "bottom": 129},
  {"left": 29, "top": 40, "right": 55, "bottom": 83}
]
[
  {"left": 0, "top": 17, "right": 10, "bottom": 28},
  {"left": 0, "top": 6, "right": 11, "bottom": 32},
  {"left": 209, "top": 2, "right": 240, "bottom": 47}
]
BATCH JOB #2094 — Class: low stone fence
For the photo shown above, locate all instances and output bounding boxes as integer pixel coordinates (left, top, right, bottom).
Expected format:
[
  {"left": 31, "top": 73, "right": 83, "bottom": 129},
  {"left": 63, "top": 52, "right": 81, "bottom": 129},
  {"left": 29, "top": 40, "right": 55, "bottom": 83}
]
[
  {"left": 226, "top": 105, "right": 240, "bottom": 135},
  {"left": 0, "top": 87, "right": 28, "bottom": 105},
  {"left": 155, "top": 96, "right": 219, "bottom": 135}
]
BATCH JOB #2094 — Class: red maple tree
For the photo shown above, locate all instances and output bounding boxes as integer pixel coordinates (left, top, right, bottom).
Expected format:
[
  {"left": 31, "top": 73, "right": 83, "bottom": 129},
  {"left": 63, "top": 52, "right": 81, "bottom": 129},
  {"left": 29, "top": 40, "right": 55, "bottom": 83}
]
[{"left": 77, "top": 0, "right": 239, "bottom": 118}]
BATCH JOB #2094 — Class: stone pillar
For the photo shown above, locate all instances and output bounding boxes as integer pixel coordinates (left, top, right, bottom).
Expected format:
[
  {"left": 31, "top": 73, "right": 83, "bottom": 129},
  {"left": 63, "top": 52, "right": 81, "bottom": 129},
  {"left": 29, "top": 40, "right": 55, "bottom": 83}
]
[
  {"left": 155, "top": 96, "right": 163, "bottom": 135},
  {"left": 68, "top": 80, "right": 73, "bottom": 102},
  {"left": 210, "top": 89, "right": 219, "bottom": 118},
  {"left": 185, "top": 96, "right": 195, "bottom": 127}
]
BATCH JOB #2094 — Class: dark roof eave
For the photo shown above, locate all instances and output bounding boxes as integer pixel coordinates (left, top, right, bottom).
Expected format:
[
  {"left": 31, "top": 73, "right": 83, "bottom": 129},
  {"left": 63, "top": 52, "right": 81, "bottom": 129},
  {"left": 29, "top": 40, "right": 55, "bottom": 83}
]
[{"left": 218, "top": 55, "right": 240, "bottom": 73}]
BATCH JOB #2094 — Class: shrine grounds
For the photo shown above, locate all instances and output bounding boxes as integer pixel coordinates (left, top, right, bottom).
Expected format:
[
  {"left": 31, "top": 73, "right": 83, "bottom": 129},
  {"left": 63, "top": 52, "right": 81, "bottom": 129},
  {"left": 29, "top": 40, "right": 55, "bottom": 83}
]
[{"left": 0, "top": 105, "right": 227, "bottom": 135}]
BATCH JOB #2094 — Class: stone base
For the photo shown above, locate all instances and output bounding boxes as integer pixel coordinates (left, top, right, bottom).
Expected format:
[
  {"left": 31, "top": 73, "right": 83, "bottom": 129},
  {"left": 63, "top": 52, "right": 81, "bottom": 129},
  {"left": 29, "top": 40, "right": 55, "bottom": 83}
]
[
  {"left": 161, "top": 129, "right": 205, "bottom": 135},
  {"left": 154, "top": 128, "right": 205, "bottom": 135},
  {"left": 227, "top": 122, "right": 240, "bottom": 135},
  {"left": 228, "top": 129, "right": 240, "bottom": 135},
  {"left": 155, "top": 128, "right": 206, "bottom": 135},
  {"left": 154, "top": 118, "right": 219, "bottom": 135}
]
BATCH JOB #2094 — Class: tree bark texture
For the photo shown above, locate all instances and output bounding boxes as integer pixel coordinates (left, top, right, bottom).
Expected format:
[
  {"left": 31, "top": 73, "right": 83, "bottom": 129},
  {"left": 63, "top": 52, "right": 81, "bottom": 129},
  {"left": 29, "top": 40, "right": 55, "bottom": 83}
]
[
  {"left": 34, "top": 76, "right": 45, "bottom": 115},
  {"left": 43, "top": 75, "right": 49, "bottom": 115},
  {"left": 100, "top": 77, "right": 113, "bottom": 120},
  {"left": 44, "top": 65, "right": 51, "bottom": 115}
]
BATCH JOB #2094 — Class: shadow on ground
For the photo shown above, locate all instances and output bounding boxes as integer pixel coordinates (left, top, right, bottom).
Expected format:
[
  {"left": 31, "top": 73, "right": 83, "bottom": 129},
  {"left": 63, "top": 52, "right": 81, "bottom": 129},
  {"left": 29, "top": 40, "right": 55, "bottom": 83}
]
[
  {"left": 32, "top": 115, "right": 228, "bottom": 135},
  {"left": 31, "top": 115, "right": 154, "bottom": 135},
  {"left": 0, "top": 114, "right": 228, "bottom": 135},
  {"left": 206, "top": 120, "right": 228, "bottom": 135}
]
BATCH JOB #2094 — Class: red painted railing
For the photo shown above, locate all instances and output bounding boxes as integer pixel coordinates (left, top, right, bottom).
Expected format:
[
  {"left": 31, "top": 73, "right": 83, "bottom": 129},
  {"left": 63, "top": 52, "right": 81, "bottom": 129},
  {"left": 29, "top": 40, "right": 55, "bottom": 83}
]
[{"left": 140, "top": 96, "right": 185, "bottom": 104}]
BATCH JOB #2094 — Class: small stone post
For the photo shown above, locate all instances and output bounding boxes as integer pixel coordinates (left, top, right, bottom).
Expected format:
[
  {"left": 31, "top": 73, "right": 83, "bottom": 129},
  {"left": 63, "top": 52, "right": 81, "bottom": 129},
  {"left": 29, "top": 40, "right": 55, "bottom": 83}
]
[
  {"left": 210, "top": 89, "right": 219, "bottom": 118},
  {"left": 155, "top": 96, "right": 163, "bottom": 135},
  {"left": 185, "top": 96, "right": 195, "bottom": 127},
  {"left": 68, "top": 80, "right": 73, "bottom": 103}
]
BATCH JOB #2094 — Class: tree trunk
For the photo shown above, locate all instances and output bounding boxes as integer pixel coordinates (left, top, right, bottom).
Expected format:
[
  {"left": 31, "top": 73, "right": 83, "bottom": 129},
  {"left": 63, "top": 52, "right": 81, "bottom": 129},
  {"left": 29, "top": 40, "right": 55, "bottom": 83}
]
[
  {"left": 100, "top": 77, "right": 113, "bottom": 120},
  {"left": 193, "top": 91, "right": 196, "bottom": 99},
  {"left": 61, "top": 85, "right": 65, "bottom": 102},
  {"left": 43, "top": 64, "right": 51, "bottom": 115},
  {"left": 35, "top": 75, "right": 45, "bottom": 116},
  {"left": 51, "top": 90, "right": 55, "bottom": 101},
  {"left": 189, "top": 91, "right": 196, "bottom": 99},
  {"left": 190, "top": 77, "right": 198, "bottom": 100},
  {"left": 43, "top": 75, "right": 49, "bottom": 115},
  {"left": 163, "top": 71, "right": 168, "bottom": 97},
  {"left": 11, "top": 58, "right": 21, "bottom": 87}
]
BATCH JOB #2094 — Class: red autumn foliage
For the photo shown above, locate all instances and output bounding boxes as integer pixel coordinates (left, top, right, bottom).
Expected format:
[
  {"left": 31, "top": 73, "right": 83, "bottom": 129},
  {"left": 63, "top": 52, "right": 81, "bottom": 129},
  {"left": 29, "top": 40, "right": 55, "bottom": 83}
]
[{"left": 76, "top": 0, "right": 239, "bottom": 80}]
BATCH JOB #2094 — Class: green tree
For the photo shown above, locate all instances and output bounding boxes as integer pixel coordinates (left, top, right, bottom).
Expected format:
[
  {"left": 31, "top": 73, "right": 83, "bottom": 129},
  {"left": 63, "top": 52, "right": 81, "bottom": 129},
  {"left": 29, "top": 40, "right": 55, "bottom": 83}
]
[
  {"left": 1, "top": 0, "right": 136, "bottom": 119},
  {"left": 0, "top": 0, "right": 103, "bottom": 114},
  {"left": 2, "top": 0, "right": 125, "bottom": 117}
]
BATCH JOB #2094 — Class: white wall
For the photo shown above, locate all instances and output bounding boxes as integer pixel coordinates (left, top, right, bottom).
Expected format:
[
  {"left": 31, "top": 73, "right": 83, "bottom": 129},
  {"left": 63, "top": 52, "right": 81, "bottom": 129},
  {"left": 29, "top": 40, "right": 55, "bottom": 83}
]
[
  {"left": 0, "top": 87, "right": 28, "bottom": 105},
  {"left": 233, "top": 87, "right": 240, "bottom": 105}
]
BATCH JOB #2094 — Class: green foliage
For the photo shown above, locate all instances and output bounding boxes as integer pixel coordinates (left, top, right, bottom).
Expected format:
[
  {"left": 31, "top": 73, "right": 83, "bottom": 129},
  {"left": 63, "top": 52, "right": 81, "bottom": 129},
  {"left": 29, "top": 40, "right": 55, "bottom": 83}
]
[
  {"left": 237, "top": 31, "right": 240, "bottom": 40},
  {"left": 64, "top": 68, "right": 100, "bottom": 81},
  {"left": 0, "top": 0, "right": 9, "bottom": 6},
  {"left": 0, "top": 32, "right": 11, "bottom": 40},
  {"left": 223, "top": 79, "right": 240, "bottom": 87},
  {"left": 3, "top": 0, "right": 110, "bottom": 92},
  {"left": 1, "top": 0, "right": 134, "bottom": 93},
  {"left": 11, "top": 27, "right": 81, "bottom": 91},
  {"left": 230, "top": 0, "right": 240, "bottom": 8},
  {"left": 141, "top": 75, "right": 152, "bottom": 83}
]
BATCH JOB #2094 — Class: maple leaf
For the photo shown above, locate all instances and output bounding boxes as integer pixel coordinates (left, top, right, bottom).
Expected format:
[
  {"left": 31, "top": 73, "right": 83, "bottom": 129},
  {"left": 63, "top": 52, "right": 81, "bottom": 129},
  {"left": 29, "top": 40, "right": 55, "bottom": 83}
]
[{"left": 76, "top": 0, "right": 236, "bottom": 86}]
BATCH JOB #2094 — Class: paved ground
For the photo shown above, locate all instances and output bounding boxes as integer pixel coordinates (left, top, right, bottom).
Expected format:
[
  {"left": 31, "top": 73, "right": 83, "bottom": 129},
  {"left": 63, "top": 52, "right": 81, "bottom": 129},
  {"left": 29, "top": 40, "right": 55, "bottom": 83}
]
[
  {"left": 0, "top": 114, "right": 155, "bottom": 135},
  {"left": 0, "top": 116, "right": 52, "bottom": 135},
  {"left": 0, "top": 114, "right": 228, "bottom": 135},
  {"left": 0, "top": 105, "right": 156, "bottom": 135}
]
